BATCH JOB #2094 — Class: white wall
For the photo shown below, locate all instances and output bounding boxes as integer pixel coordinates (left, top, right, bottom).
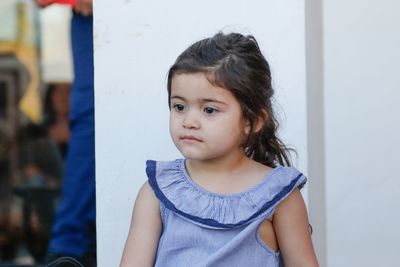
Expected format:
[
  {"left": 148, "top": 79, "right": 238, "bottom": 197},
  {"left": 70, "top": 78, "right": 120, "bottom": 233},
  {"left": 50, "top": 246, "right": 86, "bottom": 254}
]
[
  {"left": 323, "top": 0, "right": 400, "bottom": 266},
  {"left": 305, "top": 0, "right": 326, "bottom": 265},
  {"left": 94, "top": 1, "right": 308, "bottom": 266}
]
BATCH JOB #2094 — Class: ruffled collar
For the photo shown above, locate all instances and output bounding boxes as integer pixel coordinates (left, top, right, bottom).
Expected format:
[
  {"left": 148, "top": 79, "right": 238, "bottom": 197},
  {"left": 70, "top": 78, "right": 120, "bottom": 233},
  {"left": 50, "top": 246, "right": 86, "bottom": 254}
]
[{"left": 147, "top": 159, "right": 306, "bottom": 229}]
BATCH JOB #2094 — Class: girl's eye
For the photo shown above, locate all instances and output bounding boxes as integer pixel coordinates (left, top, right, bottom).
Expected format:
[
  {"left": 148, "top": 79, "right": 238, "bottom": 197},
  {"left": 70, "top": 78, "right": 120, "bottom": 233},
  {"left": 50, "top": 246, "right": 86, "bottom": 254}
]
[
  {"left": 173, "top": 104, "right": 185, "bottom": 112},
  {"left": 204, "top": 107, "right": 218, "bottom": 115}
]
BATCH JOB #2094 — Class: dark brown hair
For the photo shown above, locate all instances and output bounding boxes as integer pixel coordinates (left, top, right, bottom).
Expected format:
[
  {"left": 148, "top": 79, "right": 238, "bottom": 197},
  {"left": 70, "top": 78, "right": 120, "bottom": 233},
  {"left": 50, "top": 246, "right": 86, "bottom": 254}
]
[{"left": 167, "top": 32, "right": 293, "bottom": 167}]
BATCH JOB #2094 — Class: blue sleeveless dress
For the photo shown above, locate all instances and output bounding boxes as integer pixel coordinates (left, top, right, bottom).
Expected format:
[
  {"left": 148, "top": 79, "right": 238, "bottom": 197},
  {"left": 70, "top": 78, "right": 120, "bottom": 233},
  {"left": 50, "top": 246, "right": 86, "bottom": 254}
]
[{"left": 146, "top": 159, "right": 307, "bottom": 267}]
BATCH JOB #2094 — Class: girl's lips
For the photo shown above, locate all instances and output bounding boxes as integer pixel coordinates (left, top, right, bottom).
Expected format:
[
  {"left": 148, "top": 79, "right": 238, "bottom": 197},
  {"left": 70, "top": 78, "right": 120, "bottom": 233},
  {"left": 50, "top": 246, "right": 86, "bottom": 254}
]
[{"left": 180, "top": 135, "right": 203, "bottom": 142}]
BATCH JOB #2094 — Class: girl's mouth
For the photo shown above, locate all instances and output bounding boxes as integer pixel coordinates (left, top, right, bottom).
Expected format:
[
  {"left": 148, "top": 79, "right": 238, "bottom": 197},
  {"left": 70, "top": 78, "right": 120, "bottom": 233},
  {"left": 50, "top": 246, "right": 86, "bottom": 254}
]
[{"left": 180, "top": 135, "right": 203, "bottom": 142}]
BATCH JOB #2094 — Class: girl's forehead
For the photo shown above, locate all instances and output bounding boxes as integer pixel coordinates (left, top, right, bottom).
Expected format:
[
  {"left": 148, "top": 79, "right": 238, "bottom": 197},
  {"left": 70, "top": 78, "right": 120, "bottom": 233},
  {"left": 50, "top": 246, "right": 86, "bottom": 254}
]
[{"left": 171, "top": 73, "right": 233, "bottom": 100}]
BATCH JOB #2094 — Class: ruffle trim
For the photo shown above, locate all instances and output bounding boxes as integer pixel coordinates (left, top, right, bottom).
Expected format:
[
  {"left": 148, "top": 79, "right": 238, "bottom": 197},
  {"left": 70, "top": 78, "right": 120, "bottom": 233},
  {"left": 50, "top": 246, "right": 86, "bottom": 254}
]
[{"left": 147, "top": 159, "right": 306, "bottom": 229}]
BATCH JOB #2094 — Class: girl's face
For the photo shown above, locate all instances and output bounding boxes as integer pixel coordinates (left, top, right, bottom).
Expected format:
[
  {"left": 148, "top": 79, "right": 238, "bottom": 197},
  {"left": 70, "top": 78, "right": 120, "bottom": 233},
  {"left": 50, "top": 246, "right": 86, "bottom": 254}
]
[{"left": 169, "top": 72, "right": 248, "bottom": 162}]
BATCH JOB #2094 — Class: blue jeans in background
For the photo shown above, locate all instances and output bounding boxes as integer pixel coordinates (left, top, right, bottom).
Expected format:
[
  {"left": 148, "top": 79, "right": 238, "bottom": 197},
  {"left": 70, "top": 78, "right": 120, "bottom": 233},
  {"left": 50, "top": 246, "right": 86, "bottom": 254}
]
[{"left": 48, "top": 12, "right": 96, "bottom": 258}]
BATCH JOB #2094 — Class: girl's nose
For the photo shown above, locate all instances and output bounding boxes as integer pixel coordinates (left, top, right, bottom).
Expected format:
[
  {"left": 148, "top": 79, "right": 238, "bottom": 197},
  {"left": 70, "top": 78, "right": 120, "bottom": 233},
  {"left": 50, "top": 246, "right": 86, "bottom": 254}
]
[{"left": 182, "top": 111, "right": 200, "bottom": 129}]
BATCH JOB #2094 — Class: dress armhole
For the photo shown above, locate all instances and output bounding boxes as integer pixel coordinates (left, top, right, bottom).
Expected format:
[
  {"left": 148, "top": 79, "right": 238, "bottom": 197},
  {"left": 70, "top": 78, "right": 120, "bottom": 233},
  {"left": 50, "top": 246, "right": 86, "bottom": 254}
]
[{"left": 159, "top": 201, "right": 167, "bottom": 225}]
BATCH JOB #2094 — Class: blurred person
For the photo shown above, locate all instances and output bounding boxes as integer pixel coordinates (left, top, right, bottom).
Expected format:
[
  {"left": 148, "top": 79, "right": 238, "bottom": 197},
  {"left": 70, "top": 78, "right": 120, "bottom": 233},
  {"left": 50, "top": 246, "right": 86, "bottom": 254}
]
[
  {"left": 14, "top": 124, "right": 62, "bottom": 263},
  {"left": 34, "top": 0, "right": 96, "bottom": 266}
]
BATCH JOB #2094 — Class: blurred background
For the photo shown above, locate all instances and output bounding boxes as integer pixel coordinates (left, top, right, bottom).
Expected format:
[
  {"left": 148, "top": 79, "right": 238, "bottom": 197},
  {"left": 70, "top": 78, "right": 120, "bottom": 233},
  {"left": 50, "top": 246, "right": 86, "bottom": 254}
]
[{"left": 0, "top": 0, "right": 72, "bottom": 264}]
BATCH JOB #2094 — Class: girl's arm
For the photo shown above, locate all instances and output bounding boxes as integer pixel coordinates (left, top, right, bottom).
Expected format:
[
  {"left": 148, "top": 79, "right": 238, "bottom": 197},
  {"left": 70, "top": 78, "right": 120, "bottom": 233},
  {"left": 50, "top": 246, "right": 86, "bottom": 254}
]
[
  {"left": 120, "top": 182, "right": 162, "bottom": 267},
  {"left": 273, "top": 188, "right": 319, "bottom": 267}
]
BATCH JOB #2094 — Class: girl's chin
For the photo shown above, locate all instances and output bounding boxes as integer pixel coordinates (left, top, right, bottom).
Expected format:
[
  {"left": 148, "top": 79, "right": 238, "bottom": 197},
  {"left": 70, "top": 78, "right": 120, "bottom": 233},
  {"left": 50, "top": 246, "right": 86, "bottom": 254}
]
[{"left": 179, "top": 150, "right": 211, "bottom": 161}]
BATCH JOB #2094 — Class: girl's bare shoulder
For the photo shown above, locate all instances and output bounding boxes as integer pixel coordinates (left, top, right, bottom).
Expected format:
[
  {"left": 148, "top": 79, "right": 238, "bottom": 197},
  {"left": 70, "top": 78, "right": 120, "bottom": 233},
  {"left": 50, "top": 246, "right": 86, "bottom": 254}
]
[{"left": 135, "top": 181, "right": 160, "bottom": 209}]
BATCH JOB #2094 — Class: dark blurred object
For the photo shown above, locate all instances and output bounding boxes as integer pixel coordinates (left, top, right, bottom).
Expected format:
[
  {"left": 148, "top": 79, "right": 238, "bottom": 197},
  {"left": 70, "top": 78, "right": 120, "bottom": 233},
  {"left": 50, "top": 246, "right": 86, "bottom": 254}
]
[
  {"left": 0, "top": 213, "right": 20, "bottom": 262},
  {"left": 0, "top": 265, "right": 44, "bottom": 267},
  {"left": 0, "top": 129, "right": 11, "bottom": 213},
  {"left": 18, "top": 124, "right": 63, "bottom": 187},
  {"left": 42, "top": 83, "right": 70, "bottom": 159},
  {"left": 13, "top": 187, "right": 59, "bottom": 263},
  {"left": 45, "top": 254, "right": 95, "bottom": 267},
  {"left": 0, "top": 53, "right": 32, "bottom": 261},
  {"left": 0, "top": 128, "right": 21, "bottom": 261},
  {"left": 0, "top": 53, "right": 31, "bottom": 193}
]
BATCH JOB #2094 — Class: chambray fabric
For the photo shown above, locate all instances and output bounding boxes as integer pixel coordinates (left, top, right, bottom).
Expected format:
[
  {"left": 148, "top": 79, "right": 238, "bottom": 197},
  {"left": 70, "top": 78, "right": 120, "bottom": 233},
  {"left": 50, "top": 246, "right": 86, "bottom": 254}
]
[{"left": 147, "top": 159, "right": 307, "bottom": 267}]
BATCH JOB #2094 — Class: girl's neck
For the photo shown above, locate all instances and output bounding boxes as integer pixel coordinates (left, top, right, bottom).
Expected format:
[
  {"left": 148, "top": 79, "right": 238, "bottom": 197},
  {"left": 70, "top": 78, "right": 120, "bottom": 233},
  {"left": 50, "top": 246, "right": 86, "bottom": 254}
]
[{"left": 186, "top": 150, "right": 251, "bottom": 179}]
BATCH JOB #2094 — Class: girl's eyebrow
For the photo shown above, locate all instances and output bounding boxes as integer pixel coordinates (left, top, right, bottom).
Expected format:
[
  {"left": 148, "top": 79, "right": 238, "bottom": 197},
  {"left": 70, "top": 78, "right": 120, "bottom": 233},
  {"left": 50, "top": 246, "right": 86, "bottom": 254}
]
[
  {"left": 170, "top": 95, "right": 227, "bottom": 105},
  {"left": 170, "top": 95, "right": 185, "bottom": 101},
  {"left": 201, "top": 98, "right": 227, "bottom": 105}
]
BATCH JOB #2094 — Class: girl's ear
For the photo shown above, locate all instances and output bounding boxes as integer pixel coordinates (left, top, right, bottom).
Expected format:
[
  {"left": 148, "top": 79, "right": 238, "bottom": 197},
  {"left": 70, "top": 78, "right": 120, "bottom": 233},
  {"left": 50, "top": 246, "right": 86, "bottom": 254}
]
[
  {"left": 243, "top": 110, "right": 268, "bottom": 135},
  {"left": 244, "top": 121, "right": 251, "bottom": 135},
  {"left": 254, "top": 110, "right": 268, "bottom": 133}
]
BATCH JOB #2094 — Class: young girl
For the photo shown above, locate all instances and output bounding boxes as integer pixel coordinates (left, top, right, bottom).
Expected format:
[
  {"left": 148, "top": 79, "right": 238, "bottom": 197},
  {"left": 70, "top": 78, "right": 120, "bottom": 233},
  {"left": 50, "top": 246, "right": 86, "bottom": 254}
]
[{"left": 120, "top": 32, "right": 319, "bottom": 267}]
